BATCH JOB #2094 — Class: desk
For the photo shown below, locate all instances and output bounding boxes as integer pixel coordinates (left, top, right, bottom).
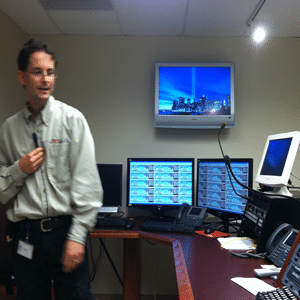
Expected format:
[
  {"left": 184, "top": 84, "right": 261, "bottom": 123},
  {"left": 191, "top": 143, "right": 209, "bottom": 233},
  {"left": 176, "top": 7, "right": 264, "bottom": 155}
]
[{"left": 89, "top": 227, "right": 274, "bottom": 300}]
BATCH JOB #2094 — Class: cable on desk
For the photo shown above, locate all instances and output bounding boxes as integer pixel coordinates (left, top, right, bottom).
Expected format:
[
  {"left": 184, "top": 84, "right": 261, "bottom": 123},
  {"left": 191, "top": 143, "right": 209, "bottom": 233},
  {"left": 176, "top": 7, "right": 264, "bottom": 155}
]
[
  {"left": 201, "top": 217, "right": 241, "bottom": 235},
  {"left": 230, "top": 250, "right": 267, "bottom": 259}
]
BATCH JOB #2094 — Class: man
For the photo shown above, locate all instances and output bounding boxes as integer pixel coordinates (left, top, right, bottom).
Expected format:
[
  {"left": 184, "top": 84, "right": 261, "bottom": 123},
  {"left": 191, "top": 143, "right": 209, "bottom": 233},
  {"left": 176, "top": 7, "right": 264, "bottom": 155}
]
[{"left": 0, "top": 39, "right": 103, "bottom": 299}]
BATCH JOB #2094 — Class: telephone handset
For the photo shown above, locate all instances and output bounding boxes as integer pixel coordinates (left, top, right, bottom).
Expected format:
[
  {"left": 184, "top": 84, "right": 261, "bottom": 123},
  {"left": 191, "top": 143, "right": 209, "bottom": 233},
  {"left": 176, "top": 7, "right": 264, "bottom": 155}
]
[
  {"left": 266, "top": 223, "right": 298, "bottom": 267},
  {"left": 175, "top": 203, "right": 190, "bottom": 222},
  {"left": 175, "top": 203, "right": 207, "bottom": 227}
]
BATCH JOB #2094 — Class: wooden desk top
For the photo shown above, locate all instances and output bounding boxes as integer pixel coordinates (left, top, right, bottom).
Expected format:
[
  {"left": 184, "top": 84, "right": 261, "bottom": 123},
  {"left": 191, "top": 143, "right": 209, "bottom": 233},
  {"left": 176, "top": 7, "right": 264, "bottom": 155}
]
[
  {"left": 90, "top": 226, "right": 275, "bottom": 300},
  {"left": 177, "top": 234, "right": 270, "bottom": 299}
]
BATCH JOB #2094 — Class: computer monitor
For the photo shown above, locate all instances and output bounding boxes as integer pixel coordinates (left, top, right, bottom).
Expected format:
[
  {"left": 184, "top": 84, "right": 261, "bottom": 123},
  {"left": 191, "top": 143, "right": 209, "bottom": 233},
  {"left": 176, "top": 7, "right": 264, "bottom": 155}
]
[
  {"left": 196, "top": 158, "right": 253, "bottom": 230},
  {"left": 256, "top": 131, "right": 300, "bottom": 196},
  {"left": 97, "top": 163, "right": 123, "bottom": 213},
  {"left": 127, "top": 158, "right": 194, "bottom": 219},
  {"left": 154, "top": 62, "right": 235, "bottom": 129}
]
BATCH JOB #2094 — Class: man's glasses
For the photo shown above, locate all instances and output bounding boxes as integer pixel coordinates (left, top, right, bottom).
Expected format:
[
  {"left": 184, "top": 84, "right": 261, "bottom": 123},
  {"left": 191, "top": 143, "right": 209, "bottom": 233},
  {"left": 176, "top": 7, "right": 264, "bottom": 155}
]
[{"left": 28, "top": 70, "right": 57, "bottom": 79}]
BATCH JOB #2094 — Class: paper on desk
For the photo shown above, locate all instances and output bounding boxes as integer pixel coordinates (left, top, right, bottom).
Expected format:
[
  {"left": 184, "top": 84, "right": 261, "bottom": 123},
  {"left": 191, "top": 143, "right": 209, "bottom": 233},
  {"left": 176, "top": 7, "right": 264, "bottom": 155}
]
[
  {"left": 231, "top": 277, "right": 276, "bottom": 295},
  {"left": 218, "top": 237, "right": 256, "bottom": 250}
]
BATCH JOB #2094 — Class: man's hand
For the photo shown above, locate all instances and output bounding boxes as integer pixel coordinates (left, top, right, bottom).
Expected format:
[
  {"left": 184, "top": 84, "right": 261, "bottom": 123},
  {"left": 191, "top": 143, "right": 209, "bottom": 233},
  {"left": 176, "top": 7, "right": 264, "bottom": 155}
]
[
  {"left": 19, "top": 147, "right": 44, "bottom": 174},
  {"left": 61, "top": 240, "right": 85, "bottom": 273}
]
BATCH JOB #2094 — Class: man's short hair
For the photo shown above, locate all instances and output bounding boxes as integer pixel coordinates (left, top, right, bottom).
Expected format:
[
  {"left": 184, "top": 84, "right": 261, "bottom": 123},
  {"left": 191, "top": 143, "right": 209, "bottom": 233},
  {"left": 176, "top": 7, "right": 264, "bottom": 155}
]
[{"left": 17, "top": 39, "right": 57, "bottom": 71}]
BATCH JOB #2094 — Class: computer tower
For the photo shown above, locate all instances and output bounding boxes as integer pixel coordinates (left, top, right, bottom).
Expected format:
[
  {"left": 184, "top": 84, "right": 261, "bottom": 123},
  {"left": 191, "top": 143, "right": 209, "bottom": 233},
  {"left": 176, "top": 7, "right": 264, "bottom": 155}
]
[
  {"left": 96, "top": 163, "right": 123, "bottom": 213},
  {"left": 238, "top": 191, "right": 300, "bottom": 253}
]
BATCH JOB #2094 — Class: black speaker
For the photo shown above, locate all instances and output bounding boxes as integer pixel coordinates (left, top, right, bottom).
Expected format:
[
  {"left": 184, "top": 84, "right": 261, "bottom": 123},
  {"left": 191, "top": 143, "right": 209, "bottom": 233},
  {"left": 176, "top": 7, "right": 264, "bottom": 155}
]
[
  {"left": 96, "top": 164, "right": 123, "bottom": 212},
  {"left": 238, "top": 191, "right": 300, "bottom": 253}
]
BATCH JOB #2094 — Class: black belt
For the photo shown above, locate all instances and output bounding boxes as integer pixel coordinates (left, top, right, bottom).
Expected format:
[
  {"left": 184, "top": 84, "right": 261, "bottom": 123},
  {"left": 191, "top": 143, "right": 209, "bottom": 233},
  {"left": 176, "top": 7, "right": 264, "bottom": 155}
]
[{"left": 18, "top": 215, "right": 72, "bottom": 233}]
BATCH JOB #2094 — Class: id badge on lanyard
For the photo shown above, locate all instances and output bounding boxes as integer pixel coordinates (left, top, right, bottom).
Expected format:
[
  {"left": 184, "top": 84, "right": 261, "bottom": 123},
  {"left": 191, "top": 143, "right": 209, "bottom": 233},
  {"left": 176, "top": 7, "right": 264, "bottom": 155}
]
[{"left": 17, "top": 222, "right": 34, "bottom": 260}]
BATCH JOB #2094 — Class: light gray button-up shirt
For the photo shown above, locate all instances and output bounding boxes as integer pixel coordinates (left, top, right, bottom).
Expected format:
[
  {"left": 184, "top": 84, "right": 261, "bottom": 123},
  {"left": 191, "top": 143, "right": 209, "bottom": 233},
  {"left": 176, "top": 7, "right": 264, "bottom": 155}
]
[{"left": 0, "top": 96, "right": 103, "bottom": 245}]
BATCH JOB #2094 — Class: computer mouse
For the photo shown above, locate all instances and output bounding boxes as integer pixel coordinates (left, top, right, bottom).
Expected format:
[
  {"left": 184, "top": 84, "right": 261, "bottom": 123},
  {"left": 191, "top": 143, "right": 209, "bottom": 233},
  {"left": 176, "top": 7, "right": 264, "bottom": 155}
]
[
  {"left": 126, "top": 221, "right": 134, "bottom": 229},
  {"left": 204, "top": 227, "right": 214, "bottom": 234}
]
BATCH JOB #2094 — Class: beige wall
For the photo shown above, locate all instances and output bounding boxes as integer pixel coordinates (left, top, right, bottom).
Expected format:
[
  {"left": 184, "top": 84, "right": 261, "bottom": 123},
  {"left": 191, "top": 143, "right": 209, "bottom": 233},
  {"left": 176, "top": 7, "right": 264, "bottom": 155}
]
[
  {"left": 0, "top": 9, "right": 27, "bottom": 119},
  {"left": 41, "top": 36, "right": 300, "bottom": 180},
  {"left": 1, "top": 7, "right": 300, "bottom": 296}
]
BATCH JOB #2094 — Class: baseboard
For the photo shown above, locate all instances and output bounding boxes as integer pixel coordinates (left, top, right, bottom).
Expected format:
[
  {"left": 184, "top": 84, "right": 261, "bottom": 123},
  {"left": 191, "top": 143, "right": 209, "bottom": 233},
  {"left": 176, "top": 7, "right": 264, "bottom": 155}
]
[{"left": 93, "top": 295, "right": 178, "bottom": 300}]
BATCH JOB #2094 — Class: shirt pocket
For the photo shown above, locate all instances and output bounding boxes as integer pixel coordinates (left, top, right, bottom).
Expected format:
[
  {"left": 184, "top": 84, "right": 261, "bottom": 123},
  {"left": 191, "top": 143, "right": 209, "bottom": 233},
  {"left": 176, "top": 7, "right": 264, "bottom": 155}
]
[{"left": 45, "top": 139, "right": 71, "bottom": 189}]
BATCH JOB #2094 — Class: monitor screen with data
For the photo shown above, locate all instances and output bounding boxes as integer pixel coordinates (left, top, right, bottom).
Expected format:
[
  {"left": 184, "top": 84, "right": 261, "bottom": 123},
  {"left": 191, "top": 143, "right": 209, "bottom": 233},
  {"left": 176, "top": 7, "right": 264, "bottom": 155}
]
[
  {"left": 196, "top": 158, "right": 253, "bottom": 219},
  {"left": 127, "top": 158, "right": 194, "bottom": 213}
]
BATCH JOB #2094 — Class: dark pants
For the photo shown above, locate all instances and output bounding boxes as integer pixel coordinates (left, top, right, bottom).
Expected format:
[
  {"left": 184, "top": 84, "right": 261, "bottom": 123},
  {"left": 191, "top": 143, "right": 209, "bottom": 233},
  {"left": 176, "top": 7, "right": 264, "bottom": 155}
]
[{"left": 12, "top": 222, "right": 93, "bottom": 300}]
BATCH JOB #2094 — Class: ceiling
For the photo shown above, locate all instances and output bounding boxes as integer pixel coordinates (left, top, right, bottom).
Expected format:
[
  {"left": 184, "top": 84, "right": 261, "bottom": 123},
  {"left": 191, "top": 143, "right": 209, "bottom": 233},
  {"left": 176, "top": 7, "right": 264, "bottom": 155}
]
[{"left": 0, "top": 0, "right": 299, "bottom": 38}]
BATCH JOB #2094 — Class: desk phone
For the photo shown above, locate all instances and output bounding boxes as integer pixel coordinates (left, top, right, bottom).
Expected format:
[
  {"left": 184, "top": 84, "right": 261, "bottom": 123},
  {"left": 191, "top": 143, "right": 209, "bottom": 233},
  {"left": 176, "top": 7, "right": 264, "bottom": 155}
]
[{"left": 176, "top": 203, "right": 207, "bottom": 227}]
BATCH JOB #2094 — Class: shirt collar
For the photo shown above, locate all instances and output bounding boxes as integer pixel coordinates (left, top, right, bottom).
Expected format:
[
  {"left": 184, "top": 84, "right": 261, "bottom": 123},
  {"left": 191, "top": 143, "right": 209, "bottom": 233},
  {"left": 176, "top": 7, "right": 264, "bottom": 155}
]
[{"left": 23, "top": 96, "right": 54, "bottom": 126}]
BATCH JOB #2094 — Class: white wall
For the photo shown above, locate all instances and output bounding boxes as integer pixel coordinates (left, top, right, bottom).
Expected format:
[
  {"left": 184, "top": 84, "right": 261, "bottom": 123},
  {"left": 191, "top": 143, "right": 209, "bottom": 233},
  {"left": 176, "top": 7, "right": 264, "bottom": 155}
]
[
  {"left": 41, "top": 35, "right": 300, "bottom": 193},
  {"left": 1, "top": 7, "right": 300, "bottom": 295},
  {"left": 0, "top": 9, "right": 27, "bottom": 119}
]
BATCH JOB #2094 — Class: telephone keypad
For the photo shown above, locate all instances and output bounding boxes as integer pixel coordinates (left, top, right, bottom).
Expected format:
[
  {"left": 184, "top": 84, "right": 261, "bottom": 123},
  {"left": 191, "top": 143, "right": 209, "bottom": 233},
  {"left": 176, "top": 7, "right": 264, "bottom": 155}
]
[{"left": 269, "top": 245, "right": 290, "bottom": 267}]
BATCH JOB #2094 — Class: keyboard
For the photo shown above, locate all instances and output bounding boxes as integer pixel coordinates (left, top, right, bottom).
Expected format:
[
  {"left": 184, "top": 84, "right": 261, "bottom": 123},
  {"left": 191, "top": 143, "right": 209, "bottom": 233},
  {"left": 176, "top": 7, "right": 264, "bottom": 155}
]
[
  {"left": 256, "top": 286, "right": 297, "bottom": 300},
  {"left": 141, "top": 220, "right": 195, "bottom": 234},
  {"left": 95, "top": 217, "right": 133, "bottom": 229}
]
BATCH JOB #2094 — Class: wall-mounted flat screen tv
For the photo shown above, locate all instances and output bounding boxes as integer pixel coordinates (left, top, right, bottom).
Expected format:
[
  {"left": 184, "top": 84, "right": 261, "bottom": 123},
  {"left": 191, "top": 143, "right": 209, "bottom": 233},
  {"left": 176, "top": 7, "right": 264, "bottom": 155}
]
[{"left": 154, "top": 62, "right": 235, "bottom": 129}]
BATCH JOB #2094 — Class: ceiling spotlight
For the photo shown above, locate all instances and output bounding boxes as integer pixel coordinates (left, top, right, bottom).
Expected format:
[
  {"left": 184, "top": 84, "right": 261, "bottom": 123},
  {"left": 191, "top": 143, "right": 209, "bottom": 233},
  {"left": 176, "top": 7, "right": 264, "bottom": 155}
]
[
  {"left": 253, "top": 26, "right": 267, "bottom": 44},
  {"left": 246, "top": 0, "right": 267, "bottom": 43}
]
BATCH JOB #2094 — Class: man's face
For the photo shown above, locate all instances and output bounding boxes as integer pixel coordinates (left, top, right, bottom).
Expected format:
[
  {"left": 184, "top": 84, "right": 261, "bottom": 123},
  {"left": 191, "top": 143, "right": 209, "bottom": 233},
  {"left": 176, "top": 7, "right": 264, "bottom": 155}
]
[{"left": 17, "top": 51, "right": 56, "bottom": 109}]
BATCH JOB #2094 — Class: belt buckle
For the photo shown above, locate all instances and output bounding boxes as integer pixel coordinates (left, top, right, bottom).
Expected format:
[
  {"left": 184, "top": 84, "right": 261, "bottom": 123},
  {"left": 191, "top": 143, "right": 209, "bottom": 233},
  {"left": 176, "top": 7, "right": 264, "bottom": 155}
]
[{"left": 40, "top": 218, "right": 52, "bottom": 232}]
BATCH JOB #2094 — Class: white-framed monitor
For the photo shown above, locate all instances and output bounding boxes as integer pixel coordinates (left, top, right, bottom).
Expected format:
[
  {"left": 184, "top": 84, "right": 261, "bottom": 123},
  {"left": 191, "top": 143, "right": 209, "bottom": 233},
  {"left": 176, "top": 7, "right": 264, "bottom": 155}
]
[
  {"left": 154, "top": 62, "right": 235, "bottom": 129},
  {"left": 256, "top": 131, "right": 300, "bottom": 196}
]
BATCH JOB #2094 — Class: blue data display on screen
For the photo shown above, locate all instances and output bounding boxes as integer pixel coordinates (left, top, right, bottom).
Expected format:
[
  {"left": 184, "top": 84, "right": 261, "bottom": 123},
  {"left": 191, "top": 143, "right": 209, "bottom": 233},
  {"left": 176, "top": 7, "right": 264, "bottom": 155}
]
[
  {"left": 260, "top": 138, "right": 292, "bottom": 176},
  {"left": 197, "top": 161, "right": 250, "bottom": 215},
  {"left": 128, "top": 161, "right": 193, "bottom": 206}
]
